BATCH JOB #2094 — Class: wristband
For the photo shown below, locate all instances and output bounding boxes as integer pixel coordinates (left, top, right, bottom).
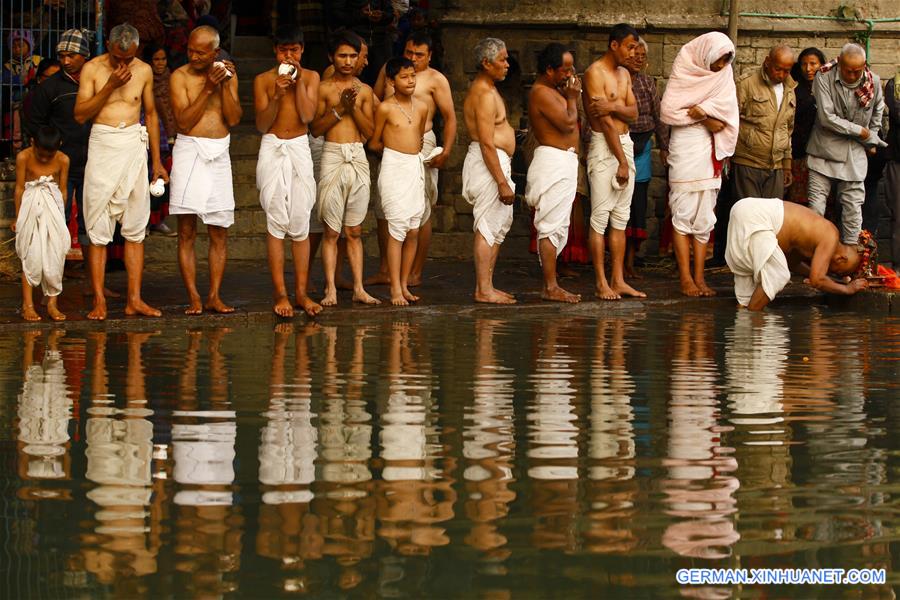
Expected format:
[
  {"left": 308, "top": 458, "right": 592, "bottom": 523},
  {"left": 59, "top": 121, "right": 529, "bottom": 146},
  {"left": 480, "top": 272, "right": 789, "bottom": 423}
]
[{"left": 332, "top": 107, "right": 342, "bottom": 121}]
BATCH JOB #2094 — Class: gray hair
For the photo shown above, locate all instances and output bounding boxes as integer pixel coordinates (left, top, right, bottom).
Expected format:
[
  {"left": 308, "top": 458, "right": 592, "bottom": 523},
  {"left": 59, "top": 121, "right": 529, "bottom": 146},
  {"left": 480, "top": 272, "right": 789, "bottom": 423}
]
[
  {"left": 192, "top": 25, "right": 220, "bottom": 50},
  {"left": 637, "top": 37, "right": 649, "bottom": 52},
  {"left": 768, "top": 44, "right": 795, "bottom": 61},
  {"left": 840, "top": 42, "right": 866, "bottom": 60},
  {"left": 474, "top": 37, "right": 506, "bottom": 70},
  {"left": 108, "top": 23, "right": 139, "bottom": 51}
]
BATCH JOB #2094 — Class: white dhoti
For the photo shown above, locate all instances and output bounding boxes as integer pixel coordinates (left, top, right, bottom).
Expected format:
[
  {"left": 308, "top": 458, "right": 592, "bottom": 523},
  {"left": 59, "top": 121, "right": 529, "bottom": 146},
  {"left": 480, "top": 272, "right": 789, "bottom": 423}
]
[
  {"left": 378, "top": 147, "right": 427, "bottom": 241},
  {"left": 525, "top": 145, "right": 578, "bottom": 256},
  {"left": 15, "top": 177, "right": 70, "bottom": 296},
  {"left": 421, "top": 129, "right": 439, "bottom": 222},
  {"left": 308, "top": 134, "right": 325, "bottom": 234},
  {"left": 587, "top": 131, "right": 635, "bottom": 233},
  {"left": 169, "top": 134, "right": 234, "bottom": 228},
  {"left": 462, "top": 142, "right": 514, "bottom": 247},
  {"left": 317, "top": 141, "right": 370, "bottom": 232},
  {"left": 256, "top": 134, "right": 317, "bottom": 241},
  {"left": 668, "top": 123, "right": 720, "bottom": 243},
  {"left": 83, "top": 123, "right": 150, "bottom": 245},
  {"left": 725, "top": 197, "right": 791, "bottom": 306}
]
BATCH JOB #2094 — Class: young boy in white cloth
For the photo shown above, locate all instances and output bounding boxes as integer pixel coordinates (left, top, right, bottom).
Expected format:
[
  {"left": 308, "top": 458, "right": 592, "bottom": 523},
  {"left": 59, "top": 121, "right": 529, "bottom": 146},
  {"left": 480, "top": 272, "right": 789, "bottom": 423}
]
[
  {"left": 13, "top": 127, "right": 71, "bottom": 321},
  {"left": 368, "top": 57, "right": 429, "bottom": 306},
  {"left": 254, "top": 25, "right": 322, "bottom": 318}
]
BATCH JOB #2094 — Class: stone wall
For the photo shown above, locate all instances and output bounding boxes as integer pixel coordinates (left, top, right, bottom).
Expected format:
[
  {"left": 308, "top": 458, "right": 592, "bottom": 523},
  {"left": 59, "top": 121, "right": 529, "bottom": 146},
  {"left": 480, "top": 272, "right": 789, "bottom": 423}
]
[{"left": 432, "top": 0, "right": 900, "bottom": 255}]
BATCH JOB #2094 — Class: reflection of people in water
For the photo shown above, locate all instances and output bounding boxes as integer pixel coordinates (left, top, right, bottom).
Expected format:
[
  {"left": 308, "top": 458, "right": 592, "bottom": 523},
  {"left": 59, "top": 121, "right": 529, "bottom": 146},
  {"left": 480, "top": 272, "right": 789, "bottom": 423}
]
[
  {"left": 17, "top": 329, "right": 72, "bottom": 492},
  {"left": 170, "top": 328, "right": 243, "bottom": 598},
  {"left": 584, "top": 317, "right": 639, "bottom": 554},
  {"left": 376, "top": 320, "right": 455, "bottom": 556},
  {"left": 81, "top": 331, "right": 159, "bottom": 587},
  {"left": 662, "top": 315, "right": 740, "bottom": 560},
  {"left": 463, "top": 318, "right": 516, "bottom": 560}
]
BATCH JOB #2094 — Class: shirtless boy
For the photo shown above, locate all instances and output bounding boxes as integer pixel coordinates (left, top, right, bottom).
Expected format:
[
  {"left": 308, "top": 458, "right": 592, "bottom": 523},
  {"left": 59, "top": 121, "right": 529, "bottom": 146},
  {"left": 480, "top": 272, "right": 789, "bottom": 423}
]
[
  {"left": 583, "top": 23, "right": 645, "bottom": 300},
  {"left": 74, "top": 23, "right": 167, "bottom": 320},
  {"left": 368, "top": 57, "right": 429, "bottom": 306},
  {"left": 254, "top": 25, "right": 322, "bottom": 318}
]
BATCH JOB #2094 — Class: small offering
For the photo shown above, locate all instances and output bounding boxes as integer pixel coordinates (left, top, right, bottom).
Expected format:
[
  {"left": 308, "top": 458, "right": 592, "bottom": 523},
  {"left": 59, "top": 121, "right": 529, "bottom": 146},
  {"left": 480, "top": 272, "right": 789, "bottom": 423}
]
[
  {"left": 277, "top": 63, "right": 298, "bottom": 80},
  {"left": 149, "top": 178, "right": 166, "bottom": 197},
  {"left": 213, "top": 60, "right": 233, "bottom": 79}
]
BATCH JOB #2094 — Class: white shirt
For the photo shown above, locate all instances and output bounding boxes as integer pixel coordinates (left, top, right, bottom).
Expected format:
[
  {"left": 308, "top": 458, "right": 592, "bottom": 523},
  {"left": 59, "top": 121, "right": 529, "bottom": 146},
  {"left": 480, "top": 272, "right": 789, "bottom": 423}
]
[{"left": 773, "top": 82, "right": 784, "bottom": 108}]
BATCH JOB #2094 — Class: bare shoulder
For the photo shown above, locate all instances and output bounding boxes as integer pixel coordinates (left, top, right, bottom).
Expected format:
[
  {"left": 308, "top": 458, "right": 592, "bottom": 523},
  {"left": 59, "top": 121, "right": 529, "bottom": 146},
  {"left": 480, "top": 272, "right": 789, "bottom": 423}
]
[
  {"left": 375, "top": 100, "right": 391, "bottom": 117},
  {"left": 58, "top": 152, "right": 70, "bottom": 167},
  {"left": 615, "top": 66, "right": 631, "bottom": 82},
  {"left": 357, "top": 81, "right": 374, "bottom": 99},
  {"left": 254, "top": 68, "right": 275, "bottom": 85},
  {"left": 16, "top": 148, "right": 30, "bottom": 166},
  {"left": 301, "top": 68, "right": 320, "bottom": 86}
]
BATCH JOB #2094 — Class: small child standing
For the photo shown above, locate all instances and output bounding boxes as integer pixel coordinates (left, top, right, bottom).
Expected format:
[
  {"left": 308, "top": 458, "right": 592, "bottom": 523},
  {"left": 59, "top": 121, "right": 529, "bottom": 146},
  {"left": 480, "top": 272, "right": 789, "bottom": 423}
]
[
  {"left": 13, "top": 126, "right": 71, "bottom": 321},
  {"left": 368, "top": 57, "right": 429, "bottom": 306}
]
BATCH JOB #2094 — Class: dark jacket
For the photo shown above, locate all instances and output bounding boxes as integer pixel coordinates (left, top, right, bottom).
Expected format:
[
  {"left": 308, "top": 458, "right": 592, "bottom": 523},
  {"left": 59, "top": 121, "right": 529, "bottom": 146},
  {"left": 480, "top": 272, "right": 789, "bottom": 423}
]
[
  {"left": 24, "top": 70, "right": 91, "bottom": 177},
  {"left": 887, "top": 77, "right": 900, "bottom": 162},
  {"left": 792, "top": 81, "right": 816, "bottom": 159}
]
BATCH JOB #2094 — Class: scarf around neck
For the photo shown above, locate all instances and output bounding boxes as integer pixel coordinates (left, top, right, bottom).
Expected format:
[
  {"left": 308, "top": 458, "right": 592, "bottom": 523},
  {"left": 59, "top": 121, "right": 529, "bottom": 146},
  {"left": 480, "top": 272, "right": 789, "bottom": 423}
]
[{"left": 820, "top": 58, "right": 875, "bottom": 107}]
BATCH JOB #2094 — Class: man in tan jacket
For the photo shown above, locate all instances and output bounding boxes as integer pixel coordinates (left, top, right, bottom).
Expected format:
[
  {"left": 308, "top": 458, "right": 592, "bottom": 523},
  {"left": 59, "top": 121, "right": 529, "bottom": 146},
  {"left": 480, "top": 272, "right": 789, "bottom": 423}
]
[{"left": 731, "top": 45, "right": 797, "bottom": 199}]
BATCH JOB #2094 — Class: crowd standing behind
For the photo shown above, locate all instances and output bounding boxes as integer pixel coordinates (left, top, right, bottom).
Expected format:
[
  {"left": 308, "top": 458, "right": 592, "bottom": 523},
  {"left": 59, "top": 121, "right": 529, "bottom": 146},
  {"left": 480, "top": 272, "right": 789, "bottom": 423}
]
[{"left": 14, "top": 16, "right": 897, "bottom": 321}]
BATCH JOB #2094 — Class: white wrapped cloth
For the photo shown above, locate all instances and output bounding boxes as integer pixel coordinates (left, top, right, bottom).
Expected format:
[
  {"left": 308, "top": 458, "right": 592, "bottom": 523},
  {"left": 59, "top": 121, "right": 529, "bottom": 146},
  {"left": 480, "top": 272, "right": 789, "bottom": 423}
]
[
  {"left": 316, "top": 141, "right": 370, "bottom": 232},
  {"left": 462, "top": 142, "right": 514, "bottom": 247},
  {"left": 421, "top": 129, "right": 439, "bottom": 221},
  {"left": 525, "top": 145, "right": 578, "bottom": 256},
  {"left": 256, "top": 133, "right": 317, "bottom": 241},
  {"left": 725, "top": 197, "right": 792, "bottom": 306},
  {"left": 587, "top": 131, "right": 635, "bottom": 233},
  {"left": 667, "top": 123, "right": 722, "bottom": 242},
  {"left": 378, "top": 147, "right": 427, "bottom": 241},
  {"left": 15, "top": 176, "right": 70, "bottom": 296},
  {"left": 83, "top": 123, "right": 150, "bottom": 245},
  {"left": 169, "top": 134, "right": 235, "bottom": 228}
]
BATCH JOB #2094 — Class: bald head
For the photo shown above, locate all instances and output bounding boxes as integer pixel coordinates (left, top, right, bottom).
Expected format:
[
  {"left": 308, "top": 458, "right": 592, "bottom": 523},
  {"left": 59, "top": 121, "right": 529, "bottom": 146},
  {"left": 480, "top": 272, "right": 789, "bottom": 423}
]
[
  {"left": 764, "top": 44, "right": 795, "bottom": 84},
  {"left": 190, "top": 25, "right": 220, "bottom": 50},
  {"left": 838, "top": 43, "right": 867, "bottom": 84},
  {"left": 187, "top": 25, "right": 220, "bottom": 72}
]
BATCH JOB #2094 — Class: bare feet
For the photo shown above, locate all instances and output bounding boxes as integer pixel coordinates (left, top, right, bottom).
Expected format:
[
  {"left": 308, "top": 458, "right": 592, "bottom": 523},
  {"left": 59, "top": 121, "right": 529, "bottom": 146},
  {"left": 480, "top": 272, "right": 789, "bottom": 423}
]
[
  {"left": 390, "top": 292, "right": 409, "bottom": 306},
  {"left": 696, "top": 282, "right": 717, "bottom": 297},
  {"left": 353, "top": 289, "right": 381, "bottom": 305},
  {"left": 474, "top": 289, "right": 517, "bottom": 304},
  {"left": 402, "top": 288, "right": 419, "bottom": 303},
  {"left": 273, "top": 295, "right": 294, "bottom": 317},
  {"left": 22, "top": 305, "right": 41, "bottom": 321},
  {"left": 125, "top": 299, "right": 162, "bottom": 317},
  {"left": 542, "top": 285, "right": 581, "bottom": 303},
  {"left": 595, "top": 283, "right": 621, "bottom": 301},
  {"left": 47, "top": 299, "right": 66, "bottom": 321},
  {"left": 296, "top": 295, "right": 323, "bottom": 317},
  {"left": 204, "top": 296, "right": 235, "bottom": 313},
  {"left": 364, "top": 271, "right": 391, "bottom": 286},
  {"left": 495, "top": 288, "right": 516, "bottom": 300},
  {"left": 612, "top": 281, "right": 647, "bottom": 298},
  {"left": 680, "top": 278, "right": 703, "bottom": 297},
  {"left": 185, "top": 296, "right": 203, "bottom": 315},
  {"left": 321, "top": 286, "right": 338, "bottom": 307},
  {"left": 87, "top": 299, "right": 107, "bottom": 320}
]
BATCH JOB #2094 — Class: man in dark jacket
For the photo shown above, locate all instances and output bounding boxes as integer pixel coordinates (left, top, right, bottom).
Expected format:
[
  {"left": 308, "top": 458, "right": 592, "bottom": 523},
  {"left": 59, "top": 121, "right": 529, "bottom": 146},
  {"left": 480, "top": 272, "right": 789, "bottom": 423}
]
[{"left": 884, "top": 71, "right": 900, "bottom": 268}]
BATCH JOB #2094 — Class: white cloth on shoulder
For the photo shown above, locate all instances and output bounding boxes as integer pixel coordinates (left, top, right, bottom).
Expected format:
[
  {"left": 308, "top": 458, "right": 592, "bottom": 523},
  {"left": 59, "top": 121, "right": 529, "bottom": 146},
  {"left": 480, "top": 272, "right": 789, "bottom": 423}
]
[
  {"left": 15, "top": 176, "right": 70, "bottom": 297},
  {"left": 725, "top": 197, "right": 791, "bottom": 306},
  {"left": 378, "top": 147, "right": 427, "bottom": 241},
  {"left": 587, "top": 130, "right": 635, "bottom": 233},
  {"left": 83, "top": 123, "right": 150, "bottom": 245},
  {"left": 525, "top": 145, "right": 578, "bottom": 255},
  {"left": 421, "top": 129, "right": 439, "bottom": 222},
  {"left": 256, "top": 133, "right": 317, "bottom": 241},
  {"left": 317, "top": 141, "right": 370, "bottom": 232},
  {"left": 462, "top": 142, "right": 514, "bottom": 247},
  {"left": 169, "top": 134, "right": 234, "bottom": 228}
]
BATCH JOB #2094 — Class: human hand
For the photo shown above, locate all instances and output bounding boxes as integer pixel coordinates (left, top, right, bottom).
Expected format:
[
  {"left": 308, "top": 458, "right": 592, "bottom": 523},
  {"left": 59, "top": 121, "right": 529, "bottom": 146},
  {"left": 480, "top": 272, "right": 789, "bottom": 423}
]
[
  {"left": 340, "top": 88, "right": 358, "bottom": 112},
  {"left": 563, "top": 76, "right": 582, "bottom": 99},
  {"left": 703, "top": 118, "right": 725, "bottom": 133},
  {"left": 860, "top": 127, "right": 870, "bottom": 141},
  {"left": 783, "top": 167, "right": 793, "bottom": 187},
  {"left": 615, "top": 161, "right": 629, "bottom": 186},
  {"left": 107, "top": 62, "right": 132, "bottom": 89},
  {"left": 274, "top": 75, "right": 293, "bottom": 98},
  {"left": 589, "top": 96, "right": 613, "bottom": 118},
  {"left": 848, "top": 278, "right": 869, "bottom": 294},
  {"left": 152, "top": 162, "right": 169, "bottom": 183},
  {"left": 867, "top": 146, "right": 877, "bottom": 156},
  {"left": 687, "top": 105, "right": 706, "bottom": 120},
  {"left": 498, "top": 181, "right": 515, "bottom": 205},
  {"left": 428, "top": 150, "right": 450, "bottom": 169},
  {"left": 206, "top": 64, "right": 230, "bottom": 89}
]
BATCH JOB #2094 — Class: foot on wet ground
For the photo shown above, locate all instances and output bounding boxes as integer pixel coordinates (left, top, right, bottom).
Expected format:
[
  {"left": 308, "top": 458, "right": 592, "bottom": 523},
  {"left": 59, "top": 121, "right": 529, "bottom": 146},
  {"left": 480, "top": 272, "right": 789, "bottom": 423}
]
[{"left": 204, "top": 297, "right": 235, "bottom": 313}]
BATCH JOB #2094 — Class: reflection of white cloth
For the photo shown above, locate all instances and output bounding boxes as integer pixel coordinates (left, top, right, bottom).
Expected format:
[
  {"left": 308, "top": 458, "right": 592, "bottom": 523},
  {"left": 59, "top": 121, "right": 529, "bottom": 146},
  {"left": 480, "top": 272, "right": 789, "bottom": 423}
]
[
  {"left": 259, "top": 400, "right": 317, "bottom": 487},
  {"left": 589, "top": 362, "right": 635, "bottom": 481},
  {"left": 85, "top": 417, "right": 153, "bottom": 486},
  {"left": 16, "top": 177, "right": 70, "bottom": 296},
  {"left": 725, "top": 197, "right": 791, "bottom": 306},
  {"left": 587, "top": 131, "right": 635, "bottom": 233},
  {"left": 378, "top": 147, "right": 427, "bottom": 241},
  {"left": 172, "top": 421, "right": 237, "bottom": 485},
  {"left": 462, "top": 142, "right": 514, "bottom": 247},
  {"left": 526, "top": 145, "right": 578, "bottom": 255},
  {"left": 169, "top": 134, "right": 235, "bottom": 228},
  {"left": 421, "top": 129, "right": 439, "bottom": 221},
  {"left": 528, "top": 356, "right": 579, "bottom": 480},
  {"left": 18, "top": 351, "right": 71, "bottom": 478},
  {"left": 727, "top": 311, "right": 787, "bottom": 424},
  {"left": 83, "top": 123, "right": 150, "bottom": 245},
  {"left": 256, "top": 133, "right": 316, "bottom": 241},
  {"left": 316, "top": 141, "right": 370, "bottom": 232}
]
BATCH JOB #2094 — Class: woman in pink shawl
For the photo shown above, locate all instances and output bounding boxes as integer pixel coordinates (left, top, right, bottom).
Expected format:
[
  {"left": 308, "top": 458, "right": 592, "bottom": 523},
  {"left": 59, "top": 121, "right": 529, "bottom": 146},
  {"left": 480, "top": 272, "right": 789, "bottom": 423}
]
[{"left": 661, "top": 32, "right": 738, "bottom": 297}]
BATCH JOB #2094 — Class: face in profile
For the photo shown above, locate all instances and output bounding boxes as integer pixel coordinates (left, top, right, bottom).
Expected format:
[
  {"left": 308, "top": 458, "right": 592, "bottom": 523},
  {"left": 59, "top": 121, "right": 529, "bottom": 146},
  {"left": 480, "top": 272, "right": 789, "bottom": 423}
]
[{"left": 482, "top": 47, "right": 509, "bottom": 82}]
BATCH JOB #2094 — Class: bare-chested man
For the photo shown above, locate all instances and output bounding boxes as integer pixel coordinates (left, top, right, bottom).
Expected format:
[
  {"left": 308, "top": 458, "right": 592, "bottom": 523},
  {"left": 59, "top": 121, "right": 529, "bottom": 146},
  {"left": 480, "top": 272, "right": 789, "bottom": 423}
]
[
  {"left": 310, "top": 29, "right": 379, "bottom": 307},
  {"left": 74, "top": 23, "right": 166, "bottom": 320},
  {"left": 169, "top": 25, "right": 242, "bottom": 315},
  {"left": 525, "top": 42, "right": 582, "bottom": 304},
  {"left": 461, "top": 38, "right": 517, "bottom": 304},
  {"left": 253, "top": 25, "right": 322, "bottom": 318},
  {"left": 369, "top": 31, "right": 457, "bottom": 287},
  {"left": 583, "top": 23, "right": 645, "bottom": 300},
  {"left": 726, "top": 197, "right": 868, "bottom": 310}
]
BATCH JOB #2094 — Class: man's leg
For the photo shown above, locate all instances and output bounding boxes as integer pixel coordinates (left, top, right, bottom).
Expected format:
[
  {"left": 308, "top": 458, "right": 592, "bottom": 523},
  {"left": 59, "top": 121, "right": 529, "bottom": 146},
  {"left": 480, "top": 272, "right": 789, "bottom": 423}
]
[
  {"left": 609, "top": 227, "right": 645, "bottom": 297},
  {"left": 400, "top": 228, "right": 419, "bottom": 303},
  {"left": 387, "top": 234, "right": 407, "bottom": 306},
  {"left": 692, "top": 236, "right": 715, "bottom": 296},
  {"left": 836, "top": 179, "right": 866, "bottom": 245},
  {"left": 590, "top": 227, "right": 618, "bottom": 300},
  {"left": 365, "top": 218, "right": 391, "bottom": 285},
  {"left": 862, "top": 158, "right": 886, "bottom": 233},
  {"left": 673, "top": 232, "right": 701, "bottom": 297},
  {"left": 806, "top": 169, "right": 832, "bottom": 217},
  {"left": 177, "top": 214, "right": 202, "bottom": 314},
  {"left": 87, "top": 244, "right": 108, "bottom": 320},
  {"left": 746, "top": 284, "right": 772, "bottom": 311},
  {"left": 474, "top": 231, "right": 514, "bottom": 304},
  {"left": 320, "top": 225, "right": 340, "bottom": 306},
  {"left": 123, "top": 240, "right": 161, "bottom": 317},
  {"left": 290, "top": 237, "right": 322, "bottom": 317},
  {"left": 409, "top": 216, "right": 431, "bottom": 287},
  {"left": 206, "top": 225, "right": 233, "bottom": 313},
  {"left": 267, "top": 234, "right": 293, "bottom": 317},
  {"left": 21, "top": 276, "right": 39, "bottom": 321},
  {"left": 539, "top": 237, "right": 580, "bottom": 303},
  {"left": 344, "top": 225, "right": 379, "bottom": 305}
]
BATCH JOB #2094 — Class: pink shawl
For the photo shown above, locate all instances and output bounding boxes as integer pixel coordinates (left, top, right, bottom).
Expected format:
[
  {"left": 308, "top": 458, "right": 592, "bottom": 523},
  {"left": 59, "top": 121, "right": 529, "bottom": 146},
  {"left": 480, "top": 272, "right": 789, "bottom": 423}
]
[{"left": 661, "top": 32, "right": 739, "bottom": 160}]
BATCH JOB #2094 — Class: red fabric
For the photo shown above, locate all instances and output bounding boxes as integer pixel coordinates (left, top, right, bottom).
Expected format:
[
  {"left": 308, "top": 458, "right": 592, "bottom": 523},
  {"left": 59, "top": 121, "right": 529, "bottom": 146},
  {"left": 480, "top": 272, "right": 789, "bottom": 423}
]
[{"left": 877, "top": 265, "right": 900, "bottom": 289}]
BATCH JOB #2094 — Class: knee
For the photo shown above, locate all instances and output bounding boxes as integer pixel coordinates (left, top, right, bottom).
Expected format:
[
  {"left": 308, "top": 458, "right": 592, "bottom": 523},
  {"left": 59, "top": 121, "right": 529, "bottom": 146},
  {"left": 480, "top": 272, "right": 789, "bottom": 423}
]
[
  {"left": 323, "top": 228, "right": 340, "bottom": 241},
  {"left": 344, "top": 226, "right": 362, "bottom": 240}
]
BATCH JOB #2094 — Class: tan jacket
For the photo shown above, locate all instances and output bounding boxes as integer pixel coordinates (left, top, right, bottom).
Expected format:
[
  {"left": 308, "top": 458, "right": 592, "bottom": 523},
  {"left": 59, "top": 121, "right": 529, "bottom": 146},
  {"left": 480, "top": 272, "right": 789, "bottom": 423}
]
[{"left": 733, "top": 68, "right": 797, "bottom": 170}]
